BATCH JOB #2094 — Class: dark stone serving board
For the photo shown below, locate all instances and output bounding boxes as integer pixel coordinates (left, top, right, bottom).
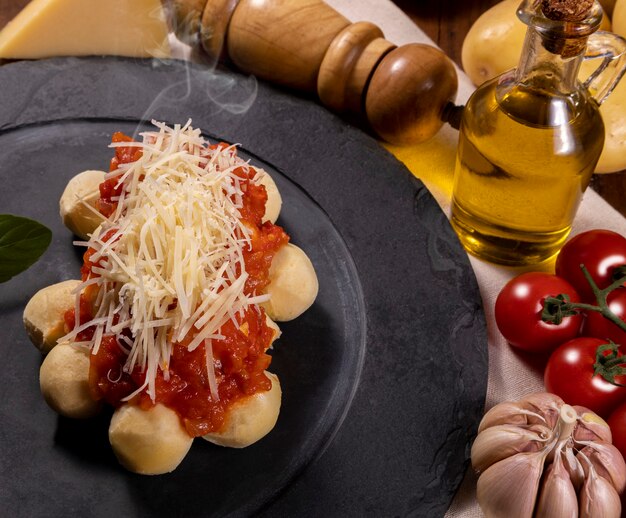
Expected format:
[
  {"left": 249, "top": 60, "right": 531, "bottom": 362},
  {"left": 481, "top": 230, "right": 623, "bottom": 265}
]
[{"left": 0, "top": 57, "right": 487, "bottom": 517}]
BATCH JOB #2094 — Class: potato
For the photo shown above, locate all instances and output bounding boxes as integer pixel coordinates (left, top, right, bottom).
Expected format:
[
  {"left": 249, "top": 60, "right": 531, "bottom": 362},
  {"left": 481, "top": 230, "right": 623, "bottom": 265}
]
[
  {"left": 255, "top": 168, "right": 282, "bottom": 224},
  {"left": 39, "top": 342, "right": 101, "bottom": 419},
  {"left": 23, "top": 279, "right": 81, "bottom": 353},
  {"left": 203, "top": 371, "right": 281, "bottom": 448},
  {"left": 59, "top": 169, "right": 106, "bottom": 239},
  {"left": 261, "top": 244, "right": 318, "bottom": 322},
  {"left": 109, "top": 403, "right": 193, "bottom": 475},
  {"left": 461, "top": 0, "right": 526, "bottom": 87},
  {"left": 614, "top": 0, "right": 626, "bottom": 36}
]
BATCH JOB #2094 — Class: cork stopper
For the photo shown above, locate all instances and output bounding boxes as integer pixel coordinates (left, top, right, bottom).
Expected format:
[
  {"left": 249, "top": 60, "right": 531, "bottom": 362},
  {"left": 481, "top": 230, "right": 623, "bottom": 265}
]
[
  {"left": 541, "top": 0, "right": 594, "bottom": 22},
  {"left": 539, "top": 0, "right": 595, "bottom": 57}
]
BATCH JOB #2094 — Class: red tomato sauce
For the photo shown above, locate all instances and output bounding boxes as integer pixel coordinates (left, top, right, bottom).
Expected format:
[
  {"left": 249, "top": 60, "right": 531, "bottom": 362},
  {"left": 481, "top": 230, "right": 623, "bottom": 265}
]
[
  {"left": 96, "top": 132, "right": 142, "bottom": 218},
  {"left": 64, "top": 134, "right": 288, "bottom": 437}
]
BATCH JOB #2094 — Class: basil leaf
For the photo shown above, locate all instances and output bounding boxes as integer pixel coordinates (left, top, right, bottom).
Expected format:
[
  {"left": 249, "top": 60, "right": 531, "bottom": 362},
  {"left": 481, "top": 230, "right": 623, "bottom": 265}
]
[{"left": 0, "top": 214, "right": 52, "bottom": 283}]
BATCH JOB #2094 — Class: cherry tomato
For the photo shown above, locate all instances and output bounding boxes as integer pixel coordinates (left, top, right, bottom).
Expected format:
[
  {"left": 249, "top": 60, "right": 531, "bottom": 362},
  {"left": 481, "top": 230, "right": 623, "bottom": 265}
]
[
  {"left": 544, "top": 337, "right": 626, "bottom": 418},
  {"left": 608, "top": 402, "right": 626, "bottom": 461},
  {"left": 556, "top": 229, "right": 626, "bottom": 302},
  {"left": 584, "top": 288, "right": 626, "bottom": 346},
  {"left": 495, "top": 272, "right": 583, "bottom": 353}
]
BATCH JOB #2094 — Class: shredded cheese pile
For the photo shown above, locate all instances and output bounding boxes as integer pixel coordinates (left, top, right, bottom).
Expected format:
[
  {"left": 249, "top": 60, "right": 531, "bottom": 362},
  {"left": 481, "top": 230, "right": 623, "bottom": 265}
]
[{"left": 62, "top": 120, "right": 269, "bottom": 401}]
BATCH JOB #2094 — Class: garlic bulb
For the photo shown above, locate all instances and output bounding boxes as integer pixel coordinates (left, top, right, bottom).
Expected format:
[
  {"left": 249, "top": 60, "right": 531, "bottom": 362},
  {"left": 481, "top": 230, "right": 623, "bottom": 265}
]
[{"left": 472, "top": 393, "right": 626, "bottom": 517}]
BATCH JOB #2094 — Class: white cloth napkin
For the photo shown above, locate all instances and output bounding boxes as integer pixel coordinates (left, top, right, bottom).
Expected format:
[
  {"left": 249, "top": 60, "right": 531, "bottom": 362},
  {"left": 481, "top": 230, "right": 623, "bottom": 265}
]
[{"left": 325, "top": 1, "right": 626, "bottom": 516}]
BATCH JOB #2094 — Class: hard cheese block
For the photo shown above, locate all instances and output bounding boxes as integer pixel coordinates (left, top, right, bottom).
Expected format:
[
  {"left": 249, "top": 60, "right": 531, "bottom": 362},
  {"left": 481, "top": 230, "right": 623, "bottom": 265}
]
[{"left": 0, "top": 0, "right": 171, "bottom": 59}]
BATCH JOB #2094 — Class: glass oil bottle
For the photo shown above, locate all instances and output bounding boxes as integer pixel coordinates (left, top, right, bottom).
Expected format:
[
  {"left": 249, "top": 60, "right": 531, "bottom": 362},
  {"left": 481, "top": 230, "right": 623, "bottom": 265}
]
[{"left": 450, "top": 0, "right": 626, "bottom": 266}]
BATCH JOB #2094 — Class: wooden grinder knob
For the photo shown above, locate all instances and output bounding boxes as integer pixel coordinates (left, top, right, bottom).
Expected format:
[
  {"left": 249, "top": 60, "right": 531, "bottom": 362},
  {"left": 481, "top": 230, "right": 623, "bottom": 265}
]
[{"left": 171, "top": 0, "right": 458, "bottom": 144}]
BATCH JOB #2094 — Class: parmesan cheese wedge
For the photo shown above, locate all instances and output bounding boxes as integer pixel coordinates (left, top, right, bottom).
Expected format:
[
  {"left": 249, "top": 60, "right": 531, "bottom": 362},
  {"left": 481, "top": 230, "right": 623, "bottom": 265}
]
[{"left": 0, "top": 0, "right": 171, "bottom": 59}]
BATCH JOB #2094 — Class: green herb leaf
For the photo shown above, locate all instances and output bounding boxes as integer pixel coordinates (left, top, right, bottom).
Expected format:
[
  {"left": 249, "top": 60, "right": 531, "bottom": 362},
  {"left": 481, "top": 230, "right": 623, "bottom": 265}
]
[{"left": 0, "top": 214, "right": 52, "bottom": 283}]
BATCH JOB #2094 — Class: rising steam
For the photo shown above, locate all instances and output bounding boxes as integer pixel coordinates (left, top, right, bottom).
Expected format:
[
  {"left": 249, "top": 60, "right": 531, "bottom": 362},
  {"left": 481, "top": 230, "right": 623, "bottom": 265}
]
[{"left": 135, "top": 5, "right": 259, "bottom": 136}]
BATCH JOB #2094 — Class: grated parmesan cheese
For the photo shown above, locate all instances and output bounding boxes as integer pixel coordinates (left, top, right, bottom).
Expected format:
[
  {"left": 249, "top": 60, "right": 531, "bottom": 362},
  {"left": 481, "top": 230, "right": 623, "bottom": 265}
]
[{"left": 60, "top": 120, "right": 271, "bottom": 402}]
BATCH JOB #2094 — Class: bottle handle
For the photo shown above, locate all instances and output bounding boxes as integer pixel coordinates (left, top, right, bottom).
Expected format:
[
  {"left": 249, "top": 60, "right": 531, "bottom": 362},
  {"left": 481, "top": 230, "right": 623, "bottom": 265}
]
[{"left": 583, "top": 31, "right": 626, "bottom": 105}]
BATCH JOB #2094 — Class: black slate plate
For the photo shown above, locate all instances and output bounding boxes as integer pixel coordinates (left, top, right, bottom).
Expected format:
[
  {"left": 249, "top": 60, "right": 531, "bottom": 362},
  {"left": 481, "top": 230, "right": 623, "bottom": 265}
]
[
  {"left": 0, "top": 119, "right": 366, "bottom": 518},
  {"left": 0, "top": 57, "right": 487, "bottom": 517}
]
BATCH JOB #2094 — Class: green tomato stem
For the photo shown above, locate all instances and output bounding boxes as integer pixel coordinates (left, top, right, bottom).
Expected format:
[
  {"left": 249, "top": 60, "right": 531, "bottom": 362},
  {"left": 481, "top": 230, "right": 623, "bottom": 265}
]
[
  {"left": 541, "top": 264, "right": 626, "bottom": 388},
  {"left": 543, "top": 264, "right": 626, "bottom": 333},
  {"left": 593, "top": 342, "right": 626, "bottom": 387}
]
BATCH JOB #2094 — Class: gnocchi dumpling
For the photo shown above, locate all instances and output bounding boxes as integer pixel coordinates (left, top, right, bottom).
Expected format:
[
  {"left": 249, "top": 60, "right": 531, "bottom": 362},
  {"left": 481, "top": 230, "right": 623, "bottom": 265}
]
[
  {"left": 262, "top": 244, "right": 319, "bottom": 322},
  {"left": 203, "top": 372, "right": 282, "bottom": 448},
  {"left": 39, "top": 342, "right": 101, "bottom": 419},
  {"left": 59, "top": 169, "right": 106, "bottom": 239},
  {"left": 23, "top": 279, "right": 80, "bottom": 353},
  {"left": 109, "top": 403, "right": 194, "bottom": 475},
  {"left": 256, "top": 168, "right": 282, "bottom": 224}
]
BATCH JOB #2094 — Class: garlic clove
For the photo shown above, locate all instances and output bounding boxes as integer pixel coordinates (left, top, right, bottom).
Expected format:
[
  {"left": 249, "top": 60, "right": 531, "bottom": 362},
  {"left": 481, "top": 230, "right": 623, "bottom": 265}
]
[
  {"left": 478, "top": 399, "right": 555, "bottom": 433},
  {"left": 578, "top": 443, "right": 626, "bottom": 496},
  {"left": 471, "top": 424, "right": 550, "bottom": 473},
  {"left": 573, "top": 407, "right": 613, "bottom": 443},
  {"left": 476, "top": 451, "right": 547, "bottom": 518},
  {"left": 520, "top": 393, "right": 564, "bottom": 429},
  {"left": 563, "top": 445, "right": 585, "bottom": 491},
  {"left": 534, "top": 450, "right": 579, "bottom": 518},
  {"left": 478, "top": 401, "right": 533, "bottom": 433},
  {"left": 579, "top": 457, "right": 622, "bottom": 518}
]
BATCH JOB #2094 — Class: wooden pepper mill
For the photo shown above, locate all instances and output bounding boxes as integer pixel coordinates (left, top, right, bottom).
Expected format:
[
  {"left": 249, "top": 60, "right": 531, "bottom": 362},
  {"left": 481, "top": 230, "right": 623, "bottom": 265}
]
[{"left": 171, "top": 0, "right": 459, "bottom": 145}]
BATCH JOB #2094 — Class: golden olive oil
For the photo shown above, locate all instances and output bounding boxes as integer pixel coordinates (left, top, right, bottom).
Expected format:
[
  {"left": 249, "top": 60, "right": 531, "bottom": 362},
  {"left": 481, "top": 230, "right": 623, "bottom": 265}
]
[{"left": 450, "top": 77, "right": 604, "bottom": 265}]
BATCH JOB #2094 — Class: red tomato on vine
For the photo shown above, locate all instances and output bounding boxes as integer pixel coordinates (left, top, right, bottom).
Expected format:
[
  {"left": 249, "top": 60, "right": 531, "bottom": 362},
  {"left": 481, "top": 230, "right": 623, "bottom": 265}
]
[
  {"left": 544, "top": 337, "right": 626, "bottom": 418},
  {"left": 556, "top": 229, "right": 626, "bottom": 302},
  {"left": 495, "top": 272, "right": 582, "bottom": 353}
]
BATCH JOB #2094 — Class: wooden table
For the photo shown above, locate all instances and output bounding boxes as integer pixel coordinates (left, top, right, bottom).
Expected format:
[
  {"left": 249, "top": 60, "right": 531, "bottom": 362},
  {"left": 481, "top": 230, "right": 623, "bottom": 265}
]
[
  {"left": 1, "top": 0, "right": 625, "bottom": 217},
  {"left": 392, "top": 0, "right": 626, "bottom": 218}
]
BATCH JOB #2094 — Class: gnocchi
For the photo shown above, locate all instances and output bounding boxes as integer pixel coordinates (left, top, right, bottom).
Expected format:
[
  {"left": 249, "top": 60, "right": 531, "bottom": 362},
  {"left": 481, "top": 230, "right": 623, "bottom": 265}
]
[{"left": 25, "top": 122, "right": 317, "bottom": 475}]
